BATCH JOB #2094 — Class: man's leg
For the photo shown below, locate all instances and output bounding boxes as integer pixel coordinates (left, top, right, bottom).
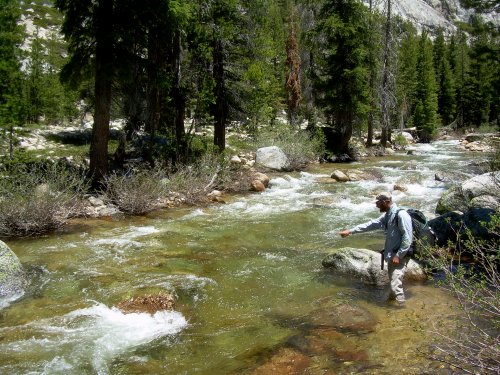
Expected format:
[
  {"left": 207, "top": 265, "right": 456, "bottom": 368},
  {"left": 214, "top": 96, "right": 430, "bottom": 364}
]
[{"left": 388, "top": 257, "right": 408, "bottom": 303}]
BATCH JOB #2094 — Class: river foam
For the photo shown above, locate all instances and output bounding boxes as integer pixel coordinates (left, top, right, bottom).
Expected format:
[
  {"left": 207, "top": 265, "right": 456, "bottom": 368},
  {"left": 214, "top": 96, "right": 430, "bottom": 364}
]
[{"left": 1, "top": 302, "right": 187, "bottom": 374}]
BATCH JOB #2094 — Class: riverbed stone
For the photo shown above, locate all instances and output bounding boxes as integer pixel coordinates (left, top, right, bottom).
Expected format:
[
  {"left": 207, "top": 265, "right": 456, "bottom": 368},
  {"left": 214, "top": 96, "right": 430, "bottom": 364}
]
[
  {"left": 0, "top": 241, "right": 26, "bottom": 299},
  {"left": 117, "top": 293, "right": 175, "bottom": 314},
  {"left": 331, "top": 170, "right": 349, "bottom": 182},
  {"left": 255, "top": 146, "right": 290, "bottom": 171},
  {"left": 346, "top": 169, "right": 383, "bottom": 182},
  {"left": 322, "top": 248, "right": 426, "bottom": 285},
  {"left": 250, "top": 347, "right": 310, "bottom": 375},
  {"left": 464, "top": 133, "right": 486, "bottom": 143},
  {"left": 301, "top": 327, "right": 371, "bottom": 364},
  {"left": 251, "top": 180, "right": 266, "bottom": 192},
  {"left": 309, "top": 303, "right": 378, "bottom": 333},
  {"left": 252, "top": 172, "right": 270, "bottom": 187}
]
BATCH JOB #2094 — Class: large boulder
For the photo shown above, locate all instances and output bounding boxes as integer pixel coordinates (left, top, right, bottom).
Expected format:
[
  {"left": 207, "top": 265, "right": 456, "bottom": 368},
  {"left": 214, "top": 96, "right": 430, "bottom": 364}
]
[
  {"left": 0, "top": 240, "right": 26, "bottom": 301},
  {"left": 429, "top": 208, "right": 496, "bottom": 247},
  {"left": 428, "top": 211, "right": 463, "bottom": 246},
  {"left": 330, "top": 170, "right": 349, "bottom": 182},
  {"left": 255, "top": 146, "right": 290, "bottom": 171},
  {"left": 435, "top": 186, "right": 469, "bottom": 214},
  {"left": 462, "top": 172, "right": 500, "bottom": 200},
  {"left": 322, "top": 248, "right": 426, "bottom": 286},
  {"left": 436, "top": 172, "right": 500, "bottom": 214}
]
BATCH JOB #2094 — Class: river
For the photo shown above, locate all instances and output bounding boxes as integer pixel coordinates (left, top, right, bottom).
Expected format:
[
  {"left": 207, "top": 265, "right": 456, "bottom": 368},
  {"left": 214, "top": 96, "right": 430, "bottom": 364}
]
[{"left": 0, "top": 140, "right": 485, "bottom": 374}]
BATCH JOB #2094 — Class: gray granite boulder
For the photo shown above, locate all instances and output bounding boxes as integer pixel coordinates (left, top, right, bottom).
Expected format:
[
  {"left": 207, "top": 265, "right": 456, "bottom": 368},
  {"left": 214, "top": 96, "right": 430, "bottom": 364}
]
[
  {"left": 0, "top": 240, "right": 26, "bottom": 303},
  {"left": 322, "top": 247, "right": 426, "bottom": 286},
  {"left": 255, "top": 146, "right": 290, "bottom": 171},
  {"left": 436, "top": 172, "right": 500, "bottom": 214},
  {"left": 435, "top": 186, "right": 469, "bottom": 214}
]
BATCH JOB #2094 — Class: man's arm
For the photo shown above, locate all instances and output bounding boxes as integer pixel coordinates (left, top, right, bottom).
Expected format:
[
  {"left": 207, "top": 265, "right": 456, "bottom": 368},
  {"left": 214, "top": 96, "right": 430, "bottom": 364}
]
[{"left": 339, "top": 214, "right": 385, "bottom": 237}]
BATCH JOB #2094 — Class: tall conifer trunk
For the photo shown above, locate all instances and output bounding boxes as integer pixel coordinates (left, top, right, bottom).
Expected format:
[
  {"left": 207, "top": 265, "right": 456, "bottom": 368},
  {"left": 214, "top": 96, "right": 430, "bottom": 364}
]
[
  {"left": 366, "top": 0, "right": 375, "bottom": 147},
  {"left": 89, "top": 0, "right": 113, "bottom": 188},
  {"left": 380, "top": 0, "right": 391, "bottom": 147},
  {"left": 172, "top": 30, "right": 186, "bottom": 157},
  {"left": 213, "top": 38, "right": 226, "bottom": 151}
]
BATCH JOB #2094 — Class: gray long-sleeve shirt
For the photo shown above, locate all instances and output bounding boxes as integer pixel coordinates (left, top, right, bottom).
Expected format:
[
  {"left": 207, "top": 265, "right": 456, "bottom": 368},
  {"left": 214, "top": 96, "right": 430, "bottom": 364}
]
[{"left": 350, "top": 203, "right": 413, "bottom": 261}]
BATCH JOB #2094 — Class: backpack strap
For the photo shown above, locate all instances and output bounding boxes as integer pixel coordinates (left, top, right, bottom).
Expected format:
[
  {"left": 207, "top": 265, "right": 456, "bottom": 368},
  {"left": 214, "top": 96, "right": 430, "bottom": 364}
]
[{"left": 392, "top": 208, "right": 405, "bottom": 227}]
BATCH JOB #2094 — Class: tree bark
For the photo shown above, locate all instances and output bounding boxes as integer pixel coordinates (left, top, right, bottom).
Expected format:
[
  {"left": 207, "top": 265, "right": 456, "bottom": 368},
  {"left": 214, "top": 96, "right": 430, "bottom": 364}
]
[
  {"left": 380, "top": 0, "right": 392, "bottom": 148},
  {"left": 172, "top": 30, "right": 186, "bottom": 158},
  {"left": 213, "top": 38, "right": 226, "bottom": 151},
  {"left": 89, "top": 0, "right": 113, "bottom": 188},
  {"left": 366, "top": 0, "right": 374, "bottom": 147}
]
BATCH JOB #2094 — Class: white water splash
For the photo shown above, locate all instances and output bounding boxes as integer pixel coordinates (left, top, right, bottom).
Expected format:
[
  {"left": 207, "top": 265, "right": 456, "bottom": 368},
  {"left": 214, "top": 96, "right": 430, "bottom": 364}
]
[
  {"left": 1, "top": 302, "right": 187, "bottom": 375},
  {"left": 88, "top": 225, "right": 161, "bottom": 250},
  {"left": 260, "top": 252, "right": 287, "bottom": 261}
]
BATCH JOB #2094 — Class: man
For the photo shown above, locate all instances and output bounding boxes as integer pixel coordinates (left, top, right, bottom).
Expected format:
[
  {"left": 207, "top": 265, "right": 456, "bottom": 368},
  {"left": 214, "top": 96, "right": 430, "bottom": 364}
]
[{"left": 338, "top": 193, "right": 413, "bottom": 305}]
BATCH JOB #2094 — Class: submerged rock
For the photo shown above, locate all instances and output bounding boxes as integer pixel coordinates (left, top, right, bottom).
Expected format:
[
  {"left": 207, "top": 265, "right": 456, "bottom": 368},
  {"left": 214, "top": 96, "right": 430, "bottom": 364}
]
[
  {"left": 117, "top": 293, "right": 175, "bottom": 314},
  {"left": 322, "top": 248, "right": 426, "bottom": 285},
  {"left": 309, "top": 303, "right": 379, "bottom": 333},
  {"left": 0, "top": 240, "right": 26, "bottom": 301},
  {"left": 249, "top": 347, "right": 310, "bottom": 375}
]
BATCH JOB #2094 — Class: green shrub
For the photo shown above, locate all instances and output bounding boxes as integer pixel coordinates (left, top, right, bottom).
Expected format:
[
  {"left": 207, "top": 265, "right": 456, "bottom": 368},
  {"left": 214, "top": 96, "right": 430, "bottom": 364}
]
[
  {"left": 420, "top": 214, "right": 500, "bottom": 374},
  {"left": 0, "top": 163, "right": 88, "bottom": 237},
  {"left": 393, "top": 133, "right": 409, "bottom": 148},
  {"left": 104, "top": 167, "right": 168, "bottom": 215}
]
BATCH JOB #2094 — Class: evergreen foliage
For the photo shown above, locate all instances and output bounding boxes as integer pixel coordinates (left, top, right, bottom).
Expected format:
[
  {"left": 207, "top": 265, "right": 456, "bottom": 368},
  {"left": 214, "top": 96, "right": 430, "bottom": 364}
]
[
  {"left": 433, "top": 28, "right": 456, "bottom": 126},
  {"left": 461, "top": 16, "right": 499, "bottom": 128},
  {"left": 414, "top": 30, "right": 439, "bottom": 142},
  {"left": 311, "top": 0, "right": 371, "bottom": 155},
  {"left": 0, "top": 0, "right": 25, "bottom": 156},
  {"left": 0, "top": 0, "right": 497, "bottom": 178},
  {"left": 395, "top": 21, "right": 418, "bottom": 131}
]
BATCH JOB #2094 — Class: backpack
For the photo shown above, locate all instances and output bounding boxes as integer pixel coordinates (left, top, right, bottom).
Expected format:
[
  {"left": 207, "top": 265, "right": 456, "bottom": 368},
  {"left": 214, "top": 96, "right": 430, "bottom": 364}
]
[{"left": 393, "top": 208, "right": 435, "bottom": 256}]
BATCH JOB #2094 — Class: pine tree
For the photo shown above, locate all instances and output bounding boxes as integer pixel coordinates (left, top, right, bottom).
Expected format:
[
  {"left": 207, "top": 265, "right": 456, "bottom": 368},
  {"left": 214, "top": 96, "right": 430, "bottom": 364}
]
[
  {"left": 240, "top": 0, "right": 286, "bottom": 131},
  {"left": 365, "top": 0, "right": 382, "bottom": 147},
  {"left": 449, "top": 29, "right": 470, "bottom": 129},
  {"left": 461, "top": 16, "right": 497, "bottom": 128},
  {"left": 395, "top": 22, "right": 418, "bottom": 132},
  {"left": 433, "top": 28, "right": 456, "bottom": 126},
  {"left": 285, "top": 3, "right": 302, "bottom": 127},
  {"left": 0, "top": 0, "right": 25, "bottom": 157},
  {"left": 56, "top": 0, "right": 115, "bottom": 187},
  {"left": 414, "top": 30, "right": 438, "bottom": 142},
  {"left": 209, "top": 0, "right": 246, "bottom": 151},
  {"left": 25, "top": 33, "right": 45, "bottom": 123},
  {"left": 311, "top": 0, "right": 370, "bottom": 156}
]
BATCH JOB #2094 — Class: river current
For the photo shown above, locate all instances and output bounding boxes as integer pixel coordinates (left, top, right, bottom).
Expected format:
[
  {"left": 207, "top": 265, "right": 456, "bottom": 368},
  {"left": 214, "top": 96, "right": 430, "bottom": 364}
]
[{"left": 0, "top": 140, "right": 484, "bottom": 374}]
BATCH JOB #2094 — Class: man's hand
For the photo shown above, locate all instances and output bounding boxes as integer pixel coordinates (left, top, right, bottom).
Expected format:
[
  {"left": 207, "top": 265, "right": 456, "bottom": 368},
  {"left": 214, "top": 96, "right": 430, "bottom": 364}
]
[
  {"left": 392, "top": 255, "right": 400, "bottom": 264},
  {"left": 339, "top": 230, "right": 351, "bottom": 238}
]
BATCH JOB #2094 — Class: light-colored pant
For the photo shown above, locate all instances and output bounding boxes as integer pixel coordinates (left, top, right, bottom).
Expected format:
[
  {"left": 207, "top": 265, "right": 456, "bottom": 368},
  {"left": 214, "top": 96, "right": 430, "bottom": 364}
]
[{"left": 388, "top": 257, "right": 409, "bottom": 302}]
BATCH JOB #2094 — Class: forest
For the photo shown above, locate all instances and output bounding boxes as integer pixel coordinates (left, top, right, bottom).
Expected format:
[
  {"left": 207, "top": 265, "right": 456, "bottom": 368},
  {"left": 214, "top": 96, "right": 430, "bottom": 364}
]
[{"left": 0, "top": 0, "right": 498, "bottom": 195}]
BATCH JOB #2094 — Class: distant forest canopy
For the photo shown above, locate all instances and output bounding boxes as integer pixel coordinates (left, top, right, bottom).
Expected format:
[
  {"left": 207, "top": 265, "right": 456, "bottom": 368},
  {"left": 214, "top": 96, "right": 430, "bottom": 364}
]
[{"left": 0, "top": 0, "right": 499, "bottom": 183}]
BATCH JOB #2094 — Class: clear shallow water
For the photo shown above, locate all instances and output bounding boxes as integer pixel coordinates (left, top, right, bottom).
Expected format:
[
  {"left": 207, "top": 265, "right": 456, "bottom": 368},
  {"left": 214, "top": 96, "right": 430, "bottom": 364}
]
[{"left": 0, "top": 140, "right": 486, "bottom": 374}]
